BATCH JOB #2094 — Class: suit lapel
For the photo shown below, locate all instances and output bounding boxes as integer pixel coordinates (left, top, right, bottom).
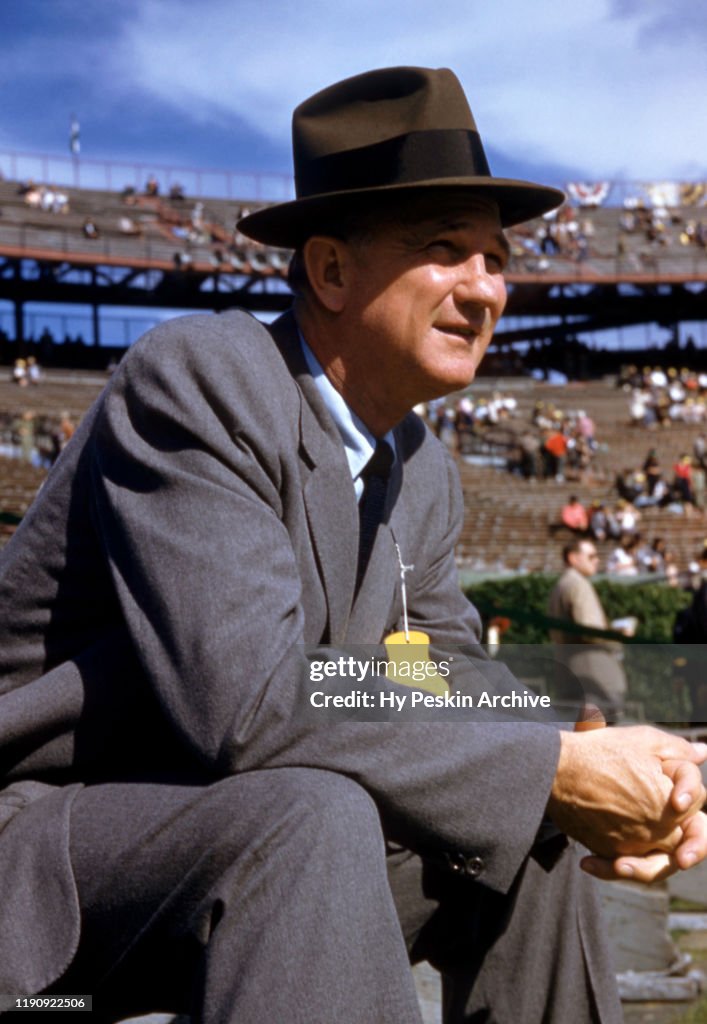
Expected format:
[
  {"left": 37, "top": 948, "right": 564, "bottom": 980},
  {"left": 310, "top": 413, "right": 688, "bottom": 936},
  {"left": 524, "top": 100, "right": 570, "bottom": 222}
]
[
  {"left": 268, "top": 313, "right": 418, "bottom": 645},
  {"left": 301, "top": 443, "right": 358, "bottom": 644},
  {"left": 269, "top": 314, "right": 358, "bottom": 643}
]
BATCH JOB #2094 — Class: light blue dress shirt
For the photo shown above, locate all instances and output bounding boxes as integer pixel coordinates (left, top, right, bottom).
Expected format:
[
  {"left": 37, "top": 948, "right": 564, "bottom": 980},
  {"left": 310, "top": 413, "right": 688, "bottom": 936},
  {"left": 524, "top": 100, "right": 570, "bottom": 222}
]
[{"left": 300, "top": 335, "right": 396, "bottom": 501}]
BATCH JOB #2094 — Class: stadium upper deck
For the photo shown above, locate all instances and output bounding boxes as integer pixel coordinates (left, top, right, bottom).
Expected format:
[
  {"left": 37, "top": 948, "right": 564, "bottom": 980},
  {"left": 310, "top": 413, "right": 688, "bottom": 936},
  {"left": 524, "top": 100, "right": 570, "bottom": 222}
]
[{"left": 0, "top": 147, "right": 705, "bottom": 350}]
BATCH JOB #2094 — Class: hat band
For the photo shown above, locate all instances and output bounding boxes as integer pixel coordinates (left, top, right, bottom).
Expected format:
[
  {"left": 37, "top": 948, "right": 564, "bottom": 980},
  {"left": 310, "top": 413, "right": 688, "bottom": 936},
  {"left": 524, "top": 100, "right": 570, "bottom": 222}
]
[{"left": 296, "top": 128, "right": 491, "bottom": 198}]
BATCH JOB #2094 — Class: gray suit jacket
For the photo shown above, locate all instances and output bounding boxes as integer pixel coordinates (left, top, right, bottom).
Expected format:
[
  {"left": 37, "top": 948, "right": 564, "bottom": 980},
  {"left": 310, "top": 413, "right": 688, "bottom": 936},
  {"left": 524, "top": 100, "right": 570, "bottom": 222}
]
[{"left": 0, "top": 310, "right": 560, "bottom": 994}]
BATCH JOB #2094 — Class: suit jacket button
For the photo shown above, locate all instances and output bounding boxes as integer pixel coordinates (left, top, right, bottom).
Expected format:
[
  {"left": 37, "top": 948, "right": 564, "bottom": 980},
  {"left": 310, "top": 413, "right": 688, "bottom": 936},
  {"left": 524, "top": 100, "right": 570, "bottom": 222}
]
[
  {"left": 464, "top": 855, "right": 485, "bottom": 878},
  {"left": 445, "top": 851, "right": 468, "bottom": 874}
]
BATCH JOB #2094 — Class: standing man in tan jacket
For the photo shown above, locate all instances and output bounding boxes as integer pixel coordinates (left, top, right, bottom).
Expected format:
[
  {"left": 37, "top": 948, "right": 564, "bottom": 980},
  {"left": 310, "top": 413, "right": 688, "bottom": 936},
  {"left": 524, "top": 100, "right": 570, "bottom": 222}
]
[{"left": 548, "top": 538, "right": 627, "bottom": 719}]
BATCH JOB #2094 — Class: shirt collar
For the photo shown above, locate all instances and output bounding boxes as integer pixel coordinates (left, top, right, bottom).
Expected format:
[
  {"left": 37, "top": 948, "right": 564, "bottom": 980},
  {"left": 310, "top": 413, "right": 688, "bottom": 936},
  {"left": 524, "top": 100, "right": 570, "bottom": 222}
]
[{"left": 298, "top": 331, "right": 396, "bottom": 494}]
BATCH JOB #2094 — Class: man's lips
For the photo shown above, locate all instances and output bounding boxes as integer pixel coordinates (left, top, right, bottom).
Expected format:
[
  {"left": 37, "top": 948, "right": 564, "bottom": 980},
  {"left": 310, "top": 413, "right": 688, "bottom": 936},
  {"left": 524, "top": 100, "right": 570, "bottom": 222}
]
[{"left": 434, "top": 324, "right": 483, "bottom": 339}]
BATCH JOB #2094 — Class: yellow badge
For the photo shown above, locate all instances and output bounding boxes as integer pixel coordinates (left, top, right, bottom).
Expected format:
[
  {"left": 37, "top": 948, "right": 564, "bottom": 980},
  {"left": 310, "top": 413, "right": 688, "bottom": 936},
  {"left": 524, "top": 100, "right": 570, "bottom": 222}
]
[
  {"left": 384, "top": 541, "right": 450, "bottom": 695},
  {"left": 383, "top": 630, "right": 450, "bottom": 696}
]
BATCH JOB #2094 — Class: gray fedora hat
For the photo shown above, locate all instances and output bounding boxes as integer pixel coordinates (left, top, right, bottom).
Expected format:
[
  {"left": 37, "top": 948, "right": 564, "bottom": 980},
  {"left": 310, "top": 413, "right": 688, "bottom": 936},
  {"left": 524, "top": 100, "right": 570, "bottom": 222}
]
[{"left": 238, "top": 66, "right": 565, "bottom": 248}]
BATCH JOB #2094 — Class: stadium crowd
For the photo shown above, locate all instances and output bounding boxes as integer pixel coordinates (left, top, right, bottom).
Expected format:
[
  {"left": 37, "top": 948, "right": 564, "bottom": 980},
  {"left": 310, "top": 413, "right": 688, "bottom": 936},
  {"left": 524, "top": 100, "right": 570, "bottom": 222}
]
[
  {"left": 614, "top": 444, "right": 707, "bottom": 514},
  {"left": 424, "top": 390, "right": 519, "bottom": 451},
  {"left": 506, "top": 204, "right": 595, "bottom": 270},
  {"left": 618, "top": 196, "right": 707, "bottom": 253},
  {"left": 17, "top": 179, "right": 70, "bottom": 215},
  {"left": 622, "top": 361, "right": 707, "bottom": 427},
  {"left": 422, "top": 395, "right": 602, "bottom": 483},
  {"left": 0, "top": 408, "right": 74, "bottom": 467}
]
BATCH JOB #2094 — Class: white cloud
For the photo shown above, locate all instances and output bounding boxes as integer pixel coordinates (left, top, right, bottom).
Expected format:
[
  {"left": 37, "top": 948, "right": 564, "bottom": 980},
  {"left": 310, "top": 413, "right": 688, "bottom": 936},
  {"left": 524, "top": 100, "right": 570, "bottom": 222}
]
[
  {"left": 105, "top": 0, "right": 707, "bottom": 179},
  {"left": 6, "top": 0, "right": 706, "bottom": 180}
]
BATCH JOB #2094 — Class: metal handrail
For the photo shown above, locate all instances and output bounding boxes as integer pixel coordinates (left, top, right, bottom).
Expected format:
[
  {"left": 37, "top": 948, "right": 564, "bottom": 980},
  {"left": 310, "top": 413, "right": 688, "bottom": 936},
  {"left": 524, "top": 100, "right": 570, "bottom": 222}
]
[
  {"left": 0, "top": 147, "right": 293, "bottom": 202},
  {"left": 1, "top": 220, "right": 705, "bottom": 283}
]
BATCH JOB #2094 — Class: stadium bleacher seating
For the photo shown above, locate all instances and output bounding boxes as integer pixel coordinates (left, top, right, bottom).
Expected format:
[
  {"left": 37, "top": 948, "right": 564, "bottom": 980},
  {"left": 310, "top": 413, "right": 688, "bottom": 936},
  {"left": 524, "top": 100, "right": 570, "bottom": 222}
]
[
  {"left": 0, "top": 178, "right": 291, "bottom": 276},
  {"left": 456, "top": 377, "right": 707, "bottom": 573},
  {"left": 1, "top": 171, "right": 705, "bottom": 570},
  {"left": 3, "top": 369, "right": 707, "bottom": 575},
  {"left": 1, "top": 176, "right": 705, "bottom": 282},
  {"left": 0, "top": 372, "right": 104, "bottom": 530}
]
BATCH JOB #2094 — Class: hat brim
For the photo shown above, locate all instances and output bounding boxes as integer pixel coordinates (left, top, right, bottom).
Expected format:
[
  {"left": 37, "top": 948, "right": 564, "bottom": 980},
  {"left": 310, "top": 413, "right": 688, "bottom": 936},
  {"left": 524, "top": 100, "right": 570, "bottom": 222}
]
[{"left": 238, "top": 178, "right": 565, "bottom": 248}]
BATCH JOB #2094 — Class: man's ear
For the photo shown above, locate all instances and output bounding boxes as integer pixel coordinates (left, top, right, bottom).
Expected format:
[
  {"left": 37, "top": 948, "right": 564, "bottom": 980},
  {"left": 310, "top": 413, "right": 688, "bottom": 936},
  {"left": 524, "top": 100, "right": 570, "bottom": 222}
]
[{"left": 302, "top": 236, "right": 351, "bottom": 313}]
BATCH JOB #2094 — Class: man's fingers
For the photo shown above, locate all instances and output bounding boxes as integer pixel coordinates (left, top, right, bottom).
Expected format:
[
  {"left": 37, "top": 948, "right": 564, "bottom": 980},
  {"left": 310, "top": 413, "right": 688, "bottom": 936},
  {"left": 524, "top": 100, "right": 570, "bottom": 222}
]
[
  {"left": 550, "top": 728, "right": 706, "bottom": 860},
  {"left": 581, "top": 813, "right": 707, "bottom": 883},
  {"left": 642, "top": 823, "right": 688, "bottom": 855},
  {"left": 675, "top": 811, "right": 707, "bottom": 870},
  {"left": 581, "top": 851, "right": 676, "bottom": 884},
  {"left": 662, "top": 759, "right": 707, "bottom": 817},
  {"left": 656, "top": 737, "right": 707, "bottom": 765}
]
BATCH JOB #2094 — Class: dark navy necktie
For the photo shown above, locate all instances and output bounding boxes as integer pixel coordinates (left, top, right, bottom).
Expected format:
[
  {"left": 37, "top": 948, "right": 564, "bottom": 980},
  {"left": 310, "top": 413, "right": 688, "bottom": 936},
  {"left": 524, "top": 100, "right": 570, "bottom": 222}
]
[{"left": 356, "top": 440, "right": 394, "bottom": 592}]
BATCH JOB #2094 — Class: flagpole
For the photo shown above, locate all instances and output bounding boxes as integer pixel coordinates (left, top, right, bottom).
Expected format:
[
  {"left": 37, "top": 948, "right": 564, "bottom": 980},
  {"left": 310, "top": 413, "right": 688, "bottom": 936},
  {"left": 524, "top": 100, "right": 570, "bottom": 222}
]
[{"left": 70, "top": 115, "right": 80, "bottom": 187}]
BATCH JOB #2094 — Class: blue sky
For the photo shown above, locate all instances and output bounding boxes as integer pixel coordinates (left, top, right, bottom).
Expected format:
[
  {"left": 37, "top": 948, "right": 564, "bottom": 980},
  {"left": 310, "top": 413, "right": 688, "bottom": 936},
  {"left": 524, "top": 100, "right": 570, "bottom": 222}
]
[
  {"left": 1, "top": 0, "right": 705, "bottom": 348},
  {"left": 2, "top": 0, "right": 706, "bottom": 194}
]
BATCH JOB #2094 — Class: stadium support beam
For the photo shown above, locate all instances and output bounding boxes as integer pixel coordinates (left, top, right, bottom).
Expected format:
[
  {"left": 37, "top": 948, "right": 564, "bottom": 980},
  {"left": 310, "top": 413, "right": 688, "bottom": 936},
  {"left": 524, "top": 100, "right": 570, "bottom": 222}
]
[
  {"left": 91, "top": 269, "right": 101, "bottom": 346},
  {"left": 92, "top": 303, "right": 101, "bottom": 347},
  {"left": 14, "top": 299, "right": 23, "bottom": 347}
]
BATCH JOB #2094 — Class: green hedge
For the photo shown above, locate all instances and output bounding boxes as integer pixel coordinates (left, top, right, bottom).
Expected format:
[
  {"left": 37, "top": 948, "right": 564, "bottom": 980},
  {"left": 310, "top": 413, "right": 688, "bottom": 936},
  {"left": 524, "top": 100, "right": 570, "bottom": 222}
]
[
  {"left": 464, "top": 575, "right": 692, "bottom": 644},
  {"left": 464, "top": 575, "right": 696, "bottom": 722}
]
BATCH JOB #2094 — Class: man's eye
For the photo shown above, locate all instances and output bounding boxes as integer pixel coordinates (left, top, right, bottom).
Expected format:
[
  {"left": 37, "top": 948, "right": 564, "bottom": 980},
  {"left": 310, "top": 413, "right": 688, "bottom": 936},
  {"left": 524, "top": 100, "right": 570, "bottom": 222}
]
[
  {"left": 427, "top": 239, "right": 457, "bottom": 255},
  {"left": 486, "top": 252, "right": 506, "bottom": 271}
]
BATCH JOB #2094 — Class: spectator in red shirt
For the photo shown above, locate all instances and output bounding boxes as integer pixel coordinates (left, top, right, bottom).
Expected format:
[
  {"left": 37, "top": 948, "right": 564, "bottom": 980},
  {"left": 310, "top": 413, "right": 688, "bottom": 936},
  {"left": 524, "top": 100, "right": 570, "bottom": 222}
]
[
  {"left": 673, "top": 453, "right": 696, "bottom": 508},
  {"left": 543, "top": 429, "right": 568, "bottom": 480},
  {"left": 561, "top": 495, "right": 589, "bottom": 533}
]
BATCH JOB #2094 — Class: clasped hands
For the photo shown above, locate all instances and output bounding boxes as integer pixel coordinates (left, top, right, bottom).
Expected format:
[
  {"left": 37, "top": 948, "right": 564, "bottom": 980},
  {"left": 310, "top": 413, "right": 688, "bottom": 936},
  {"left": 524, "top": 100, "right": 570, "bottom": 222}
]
[{"left": 547, "top": 725, "right": 707, "bottom": 884}]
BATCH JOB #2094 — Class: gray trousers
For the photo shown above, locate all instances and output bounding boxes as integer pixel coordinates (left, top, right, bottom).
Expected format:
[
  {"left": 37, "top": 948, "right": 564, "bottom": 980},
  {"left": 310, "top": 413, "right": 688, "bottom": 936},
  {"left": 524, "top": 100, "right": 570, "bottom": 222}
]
[{"left": 44, "top": 768, "right": 621, "bottom": 1024}]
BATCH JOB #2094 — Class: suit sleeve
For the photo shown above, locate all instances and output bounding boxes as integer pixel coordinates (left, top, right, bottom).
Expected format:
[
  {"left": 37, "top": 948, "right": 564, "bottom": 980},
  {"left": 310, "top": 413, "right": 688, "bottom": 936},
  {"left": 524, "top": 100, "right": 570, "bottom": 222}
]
[{"left": 89, "top": 319, "right": 560, "bottom": 894}]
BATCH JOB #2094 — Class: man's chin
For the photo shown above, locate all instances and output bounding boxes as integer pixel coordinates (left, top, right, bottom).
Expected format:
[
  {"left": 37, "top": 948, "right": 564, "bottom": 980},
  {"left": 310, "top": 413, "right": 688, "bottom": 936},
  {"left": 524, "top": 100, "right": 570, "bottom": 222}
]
[{"left": 427, "top": 366, "right": 480, "bottom": 399}]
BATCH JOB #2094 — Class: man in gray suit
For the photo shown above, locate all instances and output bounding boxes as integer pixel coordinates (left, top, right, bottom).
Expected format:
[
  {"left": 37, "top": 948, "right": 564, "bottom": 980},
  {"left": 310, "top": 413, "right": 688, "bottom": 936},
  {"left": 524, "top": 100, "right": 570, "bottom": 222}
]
[{"left": 1, "top": 67, "right": 706, "bottom": 1024}]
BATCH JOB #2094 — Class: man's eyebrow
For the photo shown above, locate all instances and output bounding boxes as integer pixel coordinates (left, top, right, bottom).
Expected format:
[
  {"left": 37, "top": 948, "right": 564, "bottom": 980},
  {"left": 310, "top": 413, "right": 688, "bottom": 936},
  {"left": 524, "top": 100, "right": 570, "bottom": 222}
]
[
  {"left": 400, "top": 217, "right": 511, "bottom": 260},
  {"left": 424, "top": 218, "right": 511, "bottom": 257}
]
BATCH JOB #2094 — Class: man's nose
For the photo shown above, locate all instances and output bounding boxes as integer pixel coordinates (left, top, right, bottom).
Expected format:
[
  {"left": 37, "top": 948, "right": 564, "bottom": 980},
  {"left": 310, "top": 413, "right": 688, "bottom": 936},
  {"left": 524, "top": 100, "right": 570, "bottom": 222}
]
[{"left": 453, "top": 253, "right": 506, "bottom": 312}]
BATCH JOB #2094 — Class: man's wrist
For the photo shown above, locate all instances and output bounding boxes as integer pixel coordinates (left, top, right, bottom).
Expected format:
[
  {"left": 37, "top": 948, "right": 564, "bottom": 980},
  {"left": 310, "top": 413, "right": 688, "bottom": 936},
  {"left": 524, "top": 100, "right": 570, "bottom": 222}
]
[{"left": 546, "top": 731, "right": 578, "bottom": 834}]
